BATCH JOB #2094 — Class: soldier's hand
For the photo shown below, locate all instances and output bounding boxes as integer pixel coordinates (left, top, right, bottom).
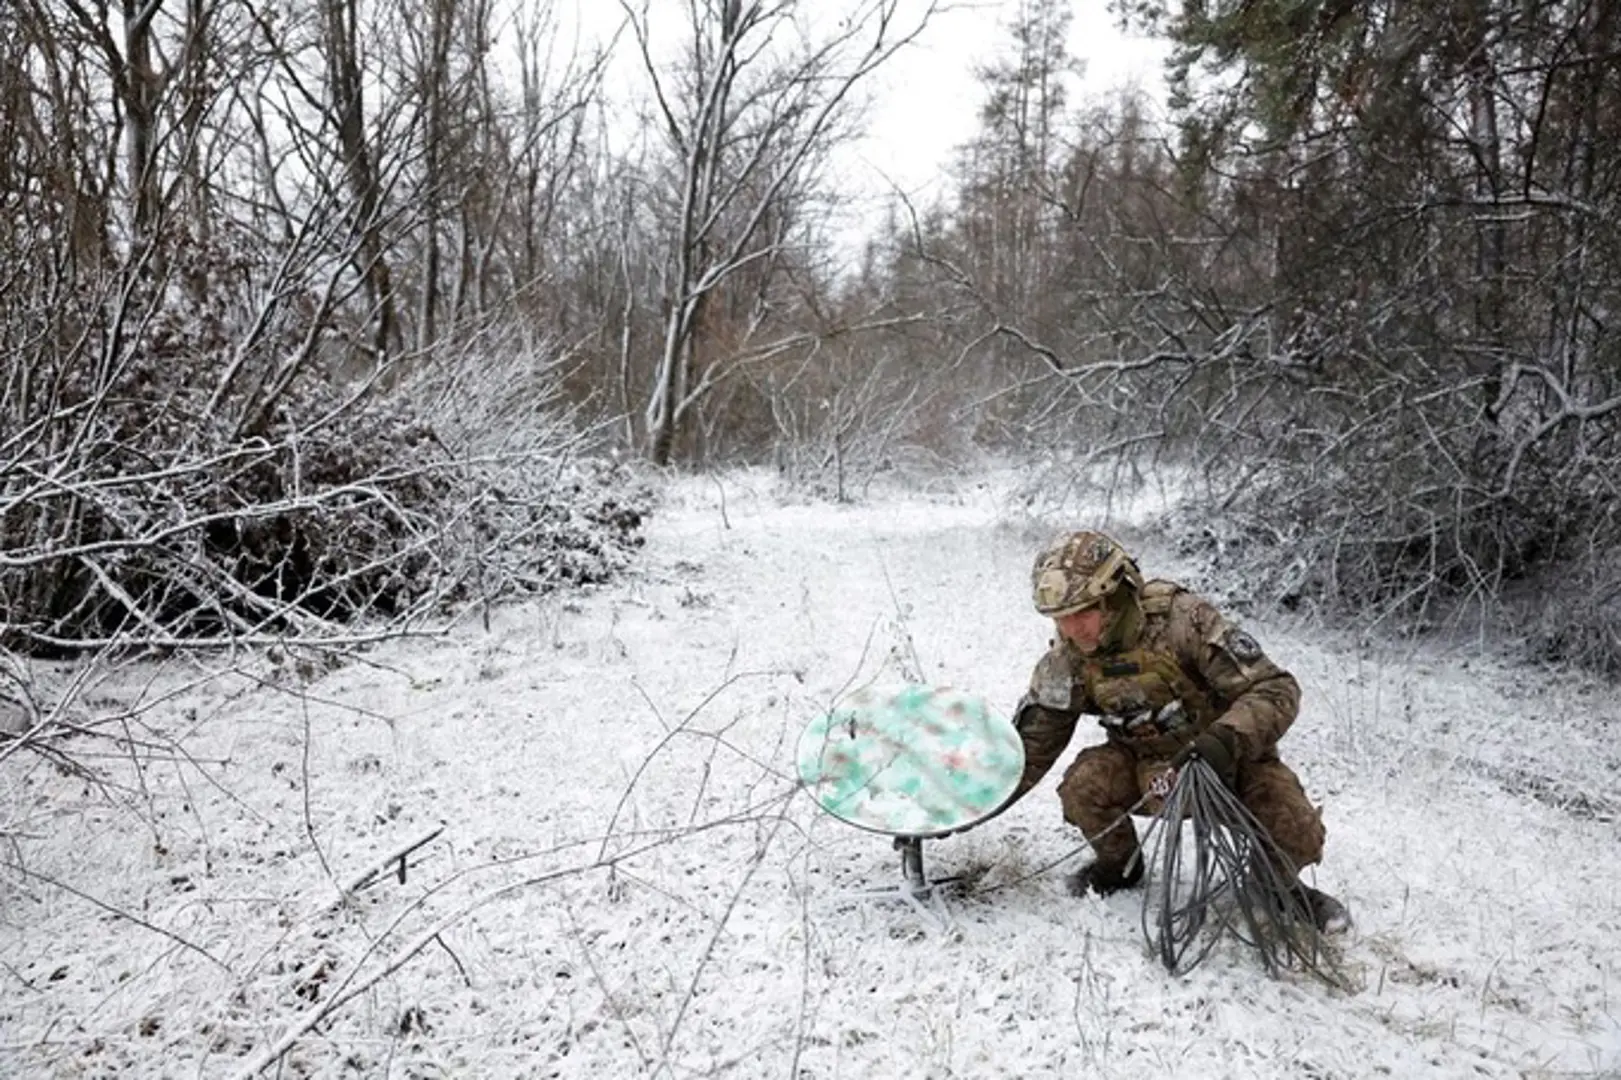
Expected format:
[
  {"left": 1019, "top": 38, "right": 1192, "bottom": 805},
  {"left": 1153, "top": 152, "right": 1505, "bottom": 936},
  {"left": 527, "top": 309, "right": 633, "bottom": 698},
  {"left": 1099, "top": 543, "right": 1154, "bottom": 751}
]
[{"left": 1171, "top": 725, "right": 1241, "bottom": 791}]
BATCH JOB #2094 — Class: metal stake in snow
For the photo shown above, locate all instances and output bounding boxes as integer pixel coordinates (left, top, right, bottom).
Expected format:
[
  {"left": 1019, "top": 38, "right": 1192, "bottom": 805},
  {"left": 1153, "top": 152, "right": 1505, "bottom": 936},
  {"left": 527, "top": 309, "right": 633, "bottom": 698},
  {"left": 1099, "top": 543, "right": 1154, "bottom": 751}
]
[{"left": 796, "top": 685, "right": 1024, "bottom": 897}]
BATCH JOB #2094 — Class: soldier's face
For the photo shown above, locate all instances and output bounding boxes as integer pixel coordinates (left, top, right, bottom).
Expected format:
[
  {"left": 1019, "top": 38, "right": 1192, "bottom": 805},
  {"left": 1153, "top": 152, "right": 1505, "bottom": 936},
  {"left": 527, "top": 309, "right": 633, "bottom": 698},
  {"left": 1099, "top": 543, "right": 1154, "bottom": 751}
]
[{"left": 1055, "top": 606, "right": 1105, "bottom": 654}]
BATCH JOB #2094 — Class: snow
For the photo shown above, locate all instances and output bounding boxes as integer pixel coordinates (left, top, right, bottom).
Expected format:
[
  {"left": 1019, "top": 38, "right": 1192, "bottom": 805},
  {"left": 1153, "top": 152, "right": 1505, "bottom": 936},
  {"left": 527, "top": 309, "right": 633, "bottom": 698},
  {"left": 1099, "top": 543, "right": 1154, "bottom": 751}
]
[{"left": 3, "top": 463, "right": 1620, "bottom": 1078}]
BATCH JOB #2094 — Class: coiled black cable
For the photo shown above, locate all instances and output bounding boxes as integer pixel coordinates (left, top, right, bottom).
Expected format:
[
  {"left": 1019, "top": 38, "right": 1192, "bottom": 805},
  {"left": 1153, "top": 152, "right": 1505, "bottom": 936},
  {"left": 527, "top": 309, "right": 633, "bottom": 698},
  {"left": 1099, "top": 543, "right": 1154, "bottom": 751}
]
[{"left": 1139, "top": 759, "right": 1351, "bottom": 989}]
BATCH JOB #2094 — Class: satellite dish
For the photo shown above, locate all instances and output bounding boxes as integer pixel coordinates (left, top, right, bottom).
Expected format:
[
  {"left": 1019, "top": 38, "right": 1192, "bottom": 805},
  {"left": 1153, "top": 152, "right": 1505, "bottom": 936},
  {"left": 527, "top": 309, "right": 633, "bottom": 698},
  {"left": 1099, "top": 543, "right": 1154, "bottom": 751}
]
[{"left": 797, "top": 684, "right": 1024, "bottom": 892}]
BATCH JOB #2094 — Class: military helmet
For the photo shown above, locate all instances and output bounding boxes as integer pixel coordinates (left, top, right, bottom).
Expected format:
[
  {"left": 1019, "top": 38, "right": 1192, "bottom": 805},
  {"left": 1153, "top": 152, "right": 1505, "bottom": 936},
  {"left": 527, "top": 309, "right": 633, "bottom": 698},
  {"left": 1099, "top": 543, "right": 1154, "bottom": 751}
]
[{"left": 1031, "top": 531, "right": 1143, "bottom": 617}]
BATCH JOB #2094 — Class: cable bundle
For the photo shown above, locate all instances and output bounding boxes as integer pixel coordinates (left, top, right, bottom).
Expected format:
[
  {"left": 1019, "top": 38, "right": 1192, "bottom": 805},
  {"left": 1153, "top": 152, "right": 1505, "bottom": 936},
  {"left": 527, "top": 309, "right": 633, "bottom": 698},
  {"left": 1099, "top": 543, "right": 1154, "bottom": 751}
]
[{"left": 1139, "top": 759, "right": 1350, "bottom": 988}]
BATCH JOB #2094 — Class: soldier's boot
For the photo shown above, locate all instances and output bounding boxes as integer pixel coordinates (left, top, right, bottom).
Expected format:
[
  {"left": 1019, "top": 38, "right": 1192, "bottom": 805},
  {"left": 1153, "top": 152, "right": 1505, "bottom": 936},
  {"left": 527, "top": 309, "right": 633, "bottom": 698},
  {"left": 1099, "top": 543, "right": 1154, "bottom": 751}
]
[
  {"left": 1066, "top": 855, "right": 1144, "bottom": 897},
  {"left": 1293, "top": 884, "right": 1352, "bottom": 935}
]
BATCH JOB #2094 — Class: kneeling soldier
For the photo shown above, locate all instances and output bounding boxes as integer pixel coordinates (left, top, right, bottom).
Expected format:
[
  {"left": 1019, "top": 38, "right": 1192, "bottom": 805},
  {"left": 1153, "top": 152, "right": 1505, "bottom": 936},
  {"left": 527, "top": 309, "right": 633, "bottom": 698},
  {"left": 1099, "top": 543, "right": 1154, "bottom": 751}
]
[{"left": 1008, "top": 530, "right": 1350, "bottom": 933}]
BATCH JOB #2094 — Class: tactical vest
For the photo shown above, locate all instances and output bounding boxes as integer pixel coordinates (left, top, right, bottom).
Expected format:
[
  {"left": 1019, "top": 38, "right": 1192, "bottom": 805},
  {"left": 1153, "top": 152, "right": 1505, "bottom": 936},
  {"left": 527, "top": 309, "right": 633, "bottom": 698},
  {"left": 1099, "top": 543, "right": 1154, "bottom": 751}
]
[{"left": 1083, "top": 581, "right": 1224, "bottom": 757}]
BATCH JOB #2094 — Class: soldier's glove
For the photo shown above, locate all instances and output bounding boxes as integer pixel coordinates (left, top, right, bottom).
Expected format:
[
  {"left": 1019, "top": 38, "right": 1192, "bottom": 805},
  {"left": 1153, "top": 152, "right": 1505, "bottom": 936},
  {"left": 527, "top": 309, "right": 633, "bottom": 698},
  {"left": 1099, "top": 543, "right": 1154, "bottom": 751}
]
[{"left": 1171, "top": 725, "right": 1241, "bottom": 791}]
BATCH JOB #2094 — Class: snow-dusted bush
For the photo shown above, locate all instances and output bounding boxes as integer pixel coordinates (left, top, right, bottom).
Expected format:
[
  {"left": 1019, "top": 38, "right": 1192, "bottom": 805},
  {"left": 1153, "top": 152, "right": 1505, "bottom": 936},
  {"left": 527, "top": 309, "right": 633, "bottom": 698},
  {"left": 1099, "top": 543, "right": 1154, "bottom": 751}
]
[
  {"left": 0, "top": 256, "right": 649, "bottom": 655},
  {"left": 1157, "top": 391, "right": 1621, "bottom": 675}
]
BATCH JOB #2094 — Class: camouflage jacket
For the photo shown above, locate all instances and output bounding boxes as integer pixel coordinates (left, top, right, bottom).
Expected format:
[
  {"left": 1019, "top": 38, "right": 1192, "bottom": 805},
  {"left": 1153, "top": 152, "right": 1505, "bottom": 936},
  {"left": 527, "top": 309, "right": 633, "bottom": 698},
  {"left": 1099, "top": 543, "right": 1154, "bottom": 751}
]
[{"left": 1011, "top": 579, "right": 1300, "bottom": 796}]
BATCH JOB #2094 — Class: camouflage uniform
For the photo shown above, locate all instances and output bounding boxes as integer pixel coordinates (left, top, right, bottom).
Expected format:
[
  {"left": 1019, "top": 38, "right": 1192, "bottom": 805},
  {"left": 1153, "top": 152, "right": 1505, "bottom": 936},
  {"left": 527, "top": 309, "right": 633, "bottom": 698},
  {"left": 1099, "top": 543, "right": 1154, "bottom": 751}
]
[{"left": 1015, "top": 532, "right": 1326, "bottom": 882}]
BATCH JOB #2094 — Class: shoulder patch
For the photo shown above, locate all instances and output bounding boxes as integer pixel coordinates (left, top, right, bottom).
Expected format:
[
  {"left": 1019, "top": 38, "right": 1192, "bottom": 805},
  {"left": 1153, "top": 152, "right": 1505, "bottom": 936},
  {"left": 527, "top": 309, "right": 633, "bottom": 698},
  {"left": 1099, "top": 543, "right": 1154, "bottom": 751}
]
[
  {"left": 1221, "top": 627, "right": 1263, "bottom": 664},
  {"left": 1030, "top": 645, "right": 1077, "bottom": 709}
]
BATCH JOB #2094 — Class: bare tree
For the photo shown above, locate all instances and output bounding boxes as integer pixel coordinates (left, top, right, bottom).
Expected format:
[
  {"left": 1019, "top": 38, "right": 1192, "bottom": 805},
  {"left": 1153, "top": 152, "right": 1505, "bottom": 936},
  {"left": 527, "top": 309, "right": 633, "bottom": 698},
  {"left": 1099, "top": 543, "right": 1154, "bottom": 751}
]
[
  {"left": 320, "top": 0, "right": 400, "bottom": 362},
  {"left": 621, "top": 0, "right": 938, "bottom": 466},
  {"left": 0, "top": 0, "right": 641, "bottom": 660}
]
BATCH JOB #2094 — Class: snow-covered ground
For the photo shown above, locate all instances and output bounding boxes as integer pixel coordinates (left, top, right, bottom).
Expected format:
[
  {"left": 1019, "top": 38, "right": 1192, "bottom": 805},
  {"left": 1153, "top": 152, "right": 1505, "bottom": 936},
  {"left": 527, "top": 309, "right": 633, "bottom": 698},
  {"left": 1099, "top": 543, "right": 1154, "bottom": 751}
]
[{"left": 3, "top": 465, "right": 1619, "bottom": 1078}]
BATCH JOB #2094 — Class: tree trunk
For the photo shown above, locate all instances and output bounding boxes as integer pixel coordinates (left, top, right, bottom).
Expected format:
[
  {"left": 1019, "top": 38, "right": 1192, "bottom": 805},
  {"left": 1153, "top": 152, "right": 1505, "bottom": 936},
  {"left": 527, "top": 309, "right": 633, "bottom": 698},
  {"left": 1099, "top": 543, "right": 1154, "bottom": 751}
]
[
  {"left": 1461, "top": 0, "right": 1507, "bottom": 424},
  {"left": 122, "top": 0, "right": 161, "bottom": 243},
  {"left": 324, "top": 0, "right": 398, "bottom": 365},
  {"left": 416, "top": 0, "right": 455, "bottom": 352}
]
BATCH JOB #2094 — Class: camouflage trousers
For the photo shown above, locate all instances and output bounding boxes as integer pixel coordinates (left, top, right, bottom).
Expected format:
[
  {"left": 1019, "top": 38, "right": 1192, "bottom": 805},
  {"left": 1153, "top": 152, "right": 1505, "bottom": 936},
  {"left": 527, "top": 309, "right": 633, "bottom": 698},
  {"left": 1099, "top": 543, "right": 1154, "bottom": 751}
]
[{"left": 1057, "top": 741, "right": 1326, "bottom": 878}]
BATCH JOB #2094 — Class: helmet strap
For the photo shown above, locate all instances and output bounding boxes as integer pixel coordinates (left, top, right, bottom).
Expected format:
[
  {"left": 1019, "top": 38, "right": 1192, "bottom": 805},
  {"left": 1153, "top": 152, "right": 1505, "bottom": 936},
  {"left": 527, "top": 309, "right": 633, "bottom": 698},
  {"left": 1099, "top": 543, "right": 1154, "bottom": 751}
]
[{"left": 1101, "top": 586, "right": 1143, "bottom": 652}]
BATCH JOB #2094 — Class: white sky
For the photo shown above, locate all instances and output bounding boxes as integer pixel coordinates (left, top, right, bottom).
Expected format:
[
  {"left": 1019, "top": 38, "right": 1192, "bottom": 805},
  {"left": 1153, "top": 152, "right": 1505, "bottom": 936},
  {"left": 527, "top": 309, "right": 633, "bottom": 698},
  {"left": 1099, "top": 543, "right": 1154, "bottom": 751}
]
[{"left": 850, "top": 1, "right": 1170, "bottom": 205}]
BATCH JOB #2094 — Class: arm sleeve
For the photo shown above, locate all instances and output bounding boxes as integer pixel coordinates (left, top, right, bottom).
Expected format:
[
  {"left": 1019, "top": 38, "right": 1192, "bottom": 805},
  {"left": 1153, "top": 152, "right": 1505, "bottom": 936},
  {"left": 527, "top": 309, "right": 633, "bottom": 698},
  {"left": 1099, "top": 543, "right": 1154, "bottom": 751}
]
[
  {"left": 1006, "top": 640, "right": 1085, "bottom": 800},
  {"left": 1169, "top": 591, "right": 1300, "bottom": 758},
  {"left": 1009, "top": 695, "right": 1079, "bottom": 800}
]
